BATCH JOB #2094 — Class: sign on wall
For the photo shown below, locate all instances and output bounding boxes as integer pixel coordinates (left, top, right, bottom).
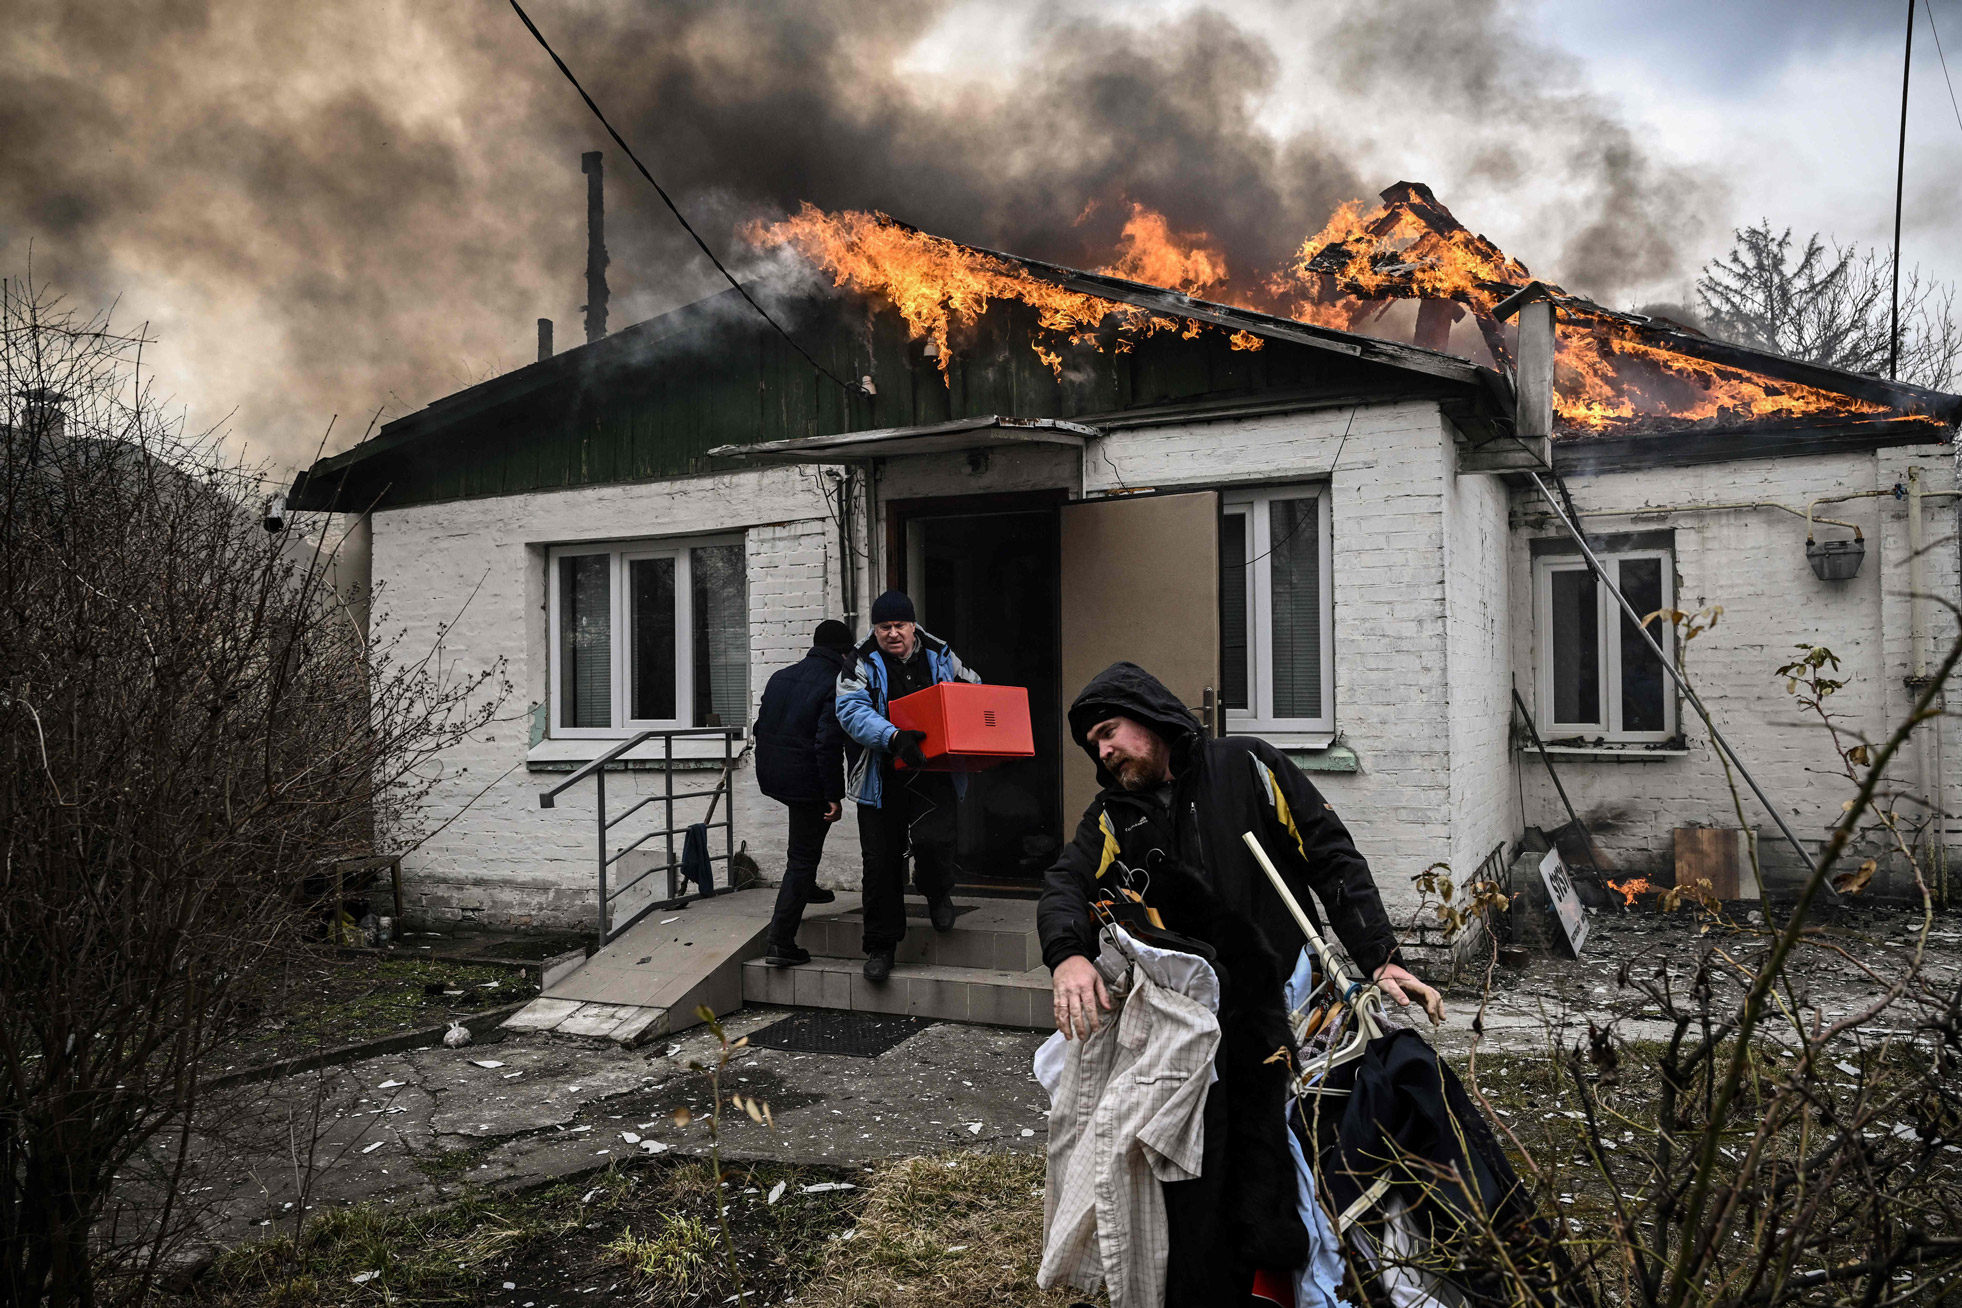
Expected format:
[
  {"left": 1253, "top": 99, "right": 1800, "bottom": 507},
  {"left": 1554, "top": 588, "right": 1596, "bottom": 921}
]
[{"left": 1539, "top": 848, "right": 1590, "bottom": 957}]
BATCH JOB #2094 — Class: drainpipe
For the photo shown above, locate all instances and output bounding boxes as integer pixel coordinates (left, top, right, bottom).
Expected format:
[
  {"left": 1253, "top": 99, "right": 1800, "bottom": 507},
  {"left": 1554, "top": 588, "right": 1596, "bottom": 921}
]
[{"left": 1908, "top": 467, "right": 1938, "bottom": 887}]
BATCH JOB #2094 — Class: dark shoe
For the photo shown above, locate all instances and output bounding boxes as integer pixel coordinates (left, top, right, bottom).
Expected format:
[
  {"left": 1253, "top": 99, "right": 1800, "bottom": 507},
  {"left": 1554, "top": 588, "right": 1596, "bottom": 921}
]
[
  {"left": 928, "top": 896, "right": 958, "bottom": 933},
  {"left": 765, "top": 941, "right": 810, "bottom": 968},
  {"left": 807, "top": 886, "right": 837, "bottom": 905},
  {"left": 863, "top": 951, "right": 894, "bottom": 984}
]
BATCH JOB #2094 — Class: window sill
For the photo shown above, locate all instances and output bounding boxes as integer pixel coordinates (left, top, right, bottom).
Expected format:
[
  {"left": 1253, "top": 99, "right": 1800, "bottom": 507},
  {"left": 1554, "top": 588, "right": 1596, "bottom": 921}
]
[
  {"left": 1524, "top": 743, "right": 1688, "bottom": 760},
  {"left": 1242, "top": 730, "right": 1335, "bottom": 750},
  {"left": 1284, "top": 744, "right": 1360, "bottom": 773},
  {"left": 526, "top": 737, "right": 746, "bottom": 773}
]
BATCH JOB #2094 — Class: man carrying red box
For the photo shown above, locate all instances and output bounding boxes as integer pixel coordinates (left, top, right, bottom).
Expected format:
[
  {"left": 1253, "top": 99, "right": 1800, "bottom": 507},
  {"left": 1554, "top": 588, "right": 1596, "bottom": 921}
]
[{"left": 835, "top": 590, "right": 982, "bottom": 983}]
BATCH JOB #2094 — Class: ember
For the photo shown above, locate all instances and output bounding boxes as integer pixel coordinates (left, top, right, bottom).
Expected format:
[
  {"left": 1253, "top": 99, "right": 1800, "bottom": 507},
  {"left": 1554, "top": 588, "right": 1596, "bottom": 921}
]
[
  {"left": 1607, "top": 878, "right": 1654, "bottom": 907},
  {"left": 748, "top": 184, "right": 1909, "bottom": 433}
]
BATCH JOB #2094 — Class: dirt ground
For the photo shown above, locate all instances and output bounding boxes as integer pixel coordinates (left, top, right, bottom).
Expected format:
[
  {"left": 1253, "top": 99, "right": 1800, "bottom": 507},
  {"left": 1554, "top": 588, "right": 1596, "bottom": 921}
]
[
  {"left": 220, "top": 951, "right": 541, "bottom": 1071},
  {"left": 157, "top": 903, "right": 1962, "bottom": 1305}
]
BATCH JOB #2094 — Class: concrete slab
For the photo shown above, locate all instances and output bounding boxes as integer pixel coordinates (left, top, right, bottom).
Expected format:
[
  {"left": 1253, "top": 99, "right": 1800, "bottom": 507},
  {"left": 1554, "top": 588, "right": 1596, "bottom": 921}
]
[
  {"left": 554, "top": 1003, "right": 639, "bottom": 1039},
  {"left": 800, "top": 895, "right": 1042, "bottom": 971},
  {"left": 502, "top": 998, "right": 584, "bottom": 1031},
  {"left": 741, "top": 955, "right": 1052, "bottom": 1028}
]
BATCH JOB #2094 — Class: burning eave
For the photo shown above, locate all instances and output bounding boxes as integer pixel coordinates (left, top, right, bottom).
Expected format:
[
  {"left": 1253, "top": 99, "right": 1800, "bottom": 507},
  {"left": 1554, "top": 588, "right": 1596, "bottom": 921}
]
[{"left": 1539, "top": 292, "right": 1962, "bottom": 436}]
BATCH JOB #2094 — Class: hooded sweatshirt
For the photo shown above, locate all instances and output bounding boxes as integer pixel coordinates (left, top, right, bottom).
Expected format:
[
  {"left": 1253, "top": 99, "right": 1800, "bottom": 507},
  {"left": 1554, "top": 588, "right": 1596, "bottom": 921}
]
[{"left": 1037, "top": 660, "right": 1401, "bottom": 980}]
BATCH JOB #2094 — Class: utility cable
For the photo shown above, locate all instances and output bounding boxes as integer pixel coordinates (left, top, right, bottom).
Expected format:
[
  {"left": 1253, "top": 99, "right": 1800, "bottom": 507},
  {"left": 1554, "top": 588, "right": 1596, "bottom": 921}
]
[
  {"left": 1526, "top": 471, "right": 1823, "bottom": 882},
  {"left": 1228, "top": 406, "right": 1355, "bottom": 570},
  {"left": 1927, "top": 0, "right": 1962, "bottom": 139},
  {"left": 505, "top": 0, "right": 866, "bottom": 397},
  {"left": 1891, "top": 0, "right": 1916, "bottom": 380}
]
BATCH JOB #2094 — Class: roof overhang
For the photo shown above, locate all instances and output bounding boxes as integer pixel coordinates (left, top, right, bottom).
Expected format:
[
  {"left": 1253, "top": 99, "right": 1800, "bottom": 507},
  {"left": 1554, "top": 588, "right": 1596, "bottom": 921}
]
[{"left": 707, "top": 414, "right": 1099, "bottom": 464}]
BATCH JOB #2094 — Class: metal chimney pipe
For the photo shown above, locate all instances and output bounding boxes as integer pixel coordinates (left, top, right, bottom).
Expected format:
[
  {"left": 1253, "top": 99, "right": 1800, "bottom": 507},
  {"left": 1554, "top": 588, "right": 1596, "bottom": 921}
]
[
  {"left": 537, "top": 317, "right": 554, "bottom": 362},
  {"left": 581, "top": 151, "right": 609, "bottom": 344}
]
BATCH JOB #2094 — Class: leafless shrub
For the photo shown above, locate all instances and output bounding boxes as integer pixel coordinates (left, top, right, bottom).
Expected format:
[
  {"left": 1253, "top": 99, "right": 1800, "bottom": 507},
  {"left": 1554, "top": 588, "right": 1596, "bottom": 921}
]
[
  {"left": 0, "top": 279, "right": 507, "bottom": 1306},
  {"left": 1383, "top": 620, "right": 1962, "bottom": 1306}
]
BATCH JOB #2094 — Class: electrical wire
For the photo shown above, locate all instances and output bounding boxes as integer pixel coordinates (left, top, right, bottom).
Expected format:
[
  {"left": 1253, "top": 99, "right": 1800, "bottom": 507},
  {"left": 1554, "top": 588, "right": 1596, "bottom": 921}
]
[
  {"left": 1927, "top": 0, "right": 1962, "bottom": 138},
  {"left": 1227, "top": 405, "right": 1355, "bottom": 570},
  {"left": 505, "top": 0, "right": 866, "bottom": 397}
]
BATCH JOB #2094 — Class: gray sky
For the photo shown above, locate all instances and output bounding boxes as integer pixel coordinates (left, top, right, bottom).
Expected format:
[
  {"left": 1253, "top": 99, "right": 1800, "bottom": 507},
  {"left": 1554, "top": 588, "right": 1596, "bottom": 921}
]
[{"left": 2, "top": 0, "right": 1955, "bottom": 472}]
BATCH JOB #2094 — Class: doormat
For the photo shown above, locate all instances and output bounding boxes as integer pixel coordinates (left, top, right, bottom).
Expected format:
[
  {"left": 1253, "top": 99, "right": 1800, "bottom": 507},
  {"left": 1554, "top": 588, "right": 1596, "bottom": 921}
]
[{"left": 744, "top": 1009, "right": 935, "bottom": 1059}]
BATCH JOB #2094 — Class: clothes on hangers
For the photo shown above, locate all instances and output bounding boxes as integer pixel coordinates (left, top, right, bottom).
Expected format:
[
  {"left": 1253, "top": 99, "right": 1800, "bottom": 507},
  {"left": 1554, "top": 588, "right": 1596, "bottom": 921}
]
[
  {"left": 1036, "top": 926, "right": 1222, "bottom": 1308},
  {"left": 1312, "top": 1028, "right": 1581, "bottom": 1307},
  {"left": 1348, "top": 1195, "right": 1469, "bottom": 1308}
]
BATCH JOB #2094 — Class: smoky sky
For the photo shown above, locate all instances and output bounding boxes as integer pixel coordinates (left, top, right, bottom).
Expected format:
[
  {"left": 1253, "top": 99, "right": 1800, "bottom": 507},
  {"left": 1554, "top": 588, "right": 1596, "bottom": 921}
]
[{"left": 1, "top": 0, "right": 1728, "bottom": 469}]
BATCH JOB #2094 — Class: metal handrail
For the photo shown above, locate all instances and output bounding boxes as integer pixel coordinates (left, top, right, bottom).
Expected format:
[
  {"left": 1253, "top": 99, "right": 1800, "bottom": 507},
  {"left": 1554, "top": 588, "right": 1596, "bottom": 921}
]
[{"left": 537, "top": 726, "right": 743, "bottom": 946}]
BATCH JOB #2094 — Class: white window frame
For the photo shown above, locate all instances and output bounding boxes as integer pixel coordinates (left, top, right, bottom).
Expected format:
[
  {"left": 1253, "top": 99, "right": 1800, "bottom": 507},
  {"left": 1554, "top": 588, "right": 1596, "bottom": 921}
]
[
  {"left": 1221, "top": 484, "right": 1335, "bottom": 739},
  {"left": 1533, "top": 549, "right": 1676, "bottom": 743},
  {"left": 546, "top": 535, "right": 745, "bottom": 739}
]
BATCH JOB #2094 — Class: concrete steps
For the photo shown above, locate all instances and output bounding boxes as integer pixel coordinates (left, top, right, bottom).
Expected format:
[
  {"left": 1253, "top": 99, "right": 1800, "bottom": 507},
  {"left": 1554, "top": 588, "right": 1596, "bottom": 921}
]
[
  {"left": 504, "top": 888, "right": 1054, "bottom": 1042},
  {"left": 742, "top": 955, "right": 1051, "bottom": 1028},
  {"left": 745, "top": 893, "right": 1051, "bottom": 1029}
]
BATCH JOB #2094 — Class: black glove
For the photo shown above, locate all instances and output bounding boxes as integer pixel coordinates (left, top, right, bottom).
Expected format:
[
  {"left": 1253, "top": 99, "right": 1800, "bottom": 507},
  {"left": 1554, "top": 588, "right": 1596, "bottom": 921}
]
[{"left": 890, "top": 729, "right": 929, "bottom": 770}]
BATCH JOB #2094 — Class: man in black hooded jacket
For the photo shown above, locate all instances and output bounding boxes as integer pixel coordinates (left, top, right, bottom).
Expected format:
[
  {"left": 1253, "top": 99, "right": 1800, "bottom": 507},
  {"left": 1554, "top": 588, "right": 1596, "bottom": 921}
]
[
  {"left": 753, "top": 621, "right": 853, "bottom": 966},
  {"left": 1039, "top": 660, "right": 1443, "bottom": 1302}
]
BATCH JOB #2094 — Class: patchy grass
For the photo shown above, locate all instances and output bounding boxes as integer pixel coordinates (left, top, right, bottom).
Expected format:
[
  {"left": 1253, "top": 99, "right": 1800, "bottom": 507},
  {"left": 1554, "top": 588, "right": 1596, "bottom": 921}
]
[
  {"left": 220, "top": 953, "right": 538, "bottom": 1069},
  {"left": 183, "top": 1157, "right": 864, "bottom": 1307},
  {"left": 796, "top": 1152, "right": 1101, "bottom": 1308},
  {"left": 413, "top": 1145, "right": 489, "bottom": 1181},
  {"left": 180, "top": 1152, "right": 1100, "bottom": 1308}
]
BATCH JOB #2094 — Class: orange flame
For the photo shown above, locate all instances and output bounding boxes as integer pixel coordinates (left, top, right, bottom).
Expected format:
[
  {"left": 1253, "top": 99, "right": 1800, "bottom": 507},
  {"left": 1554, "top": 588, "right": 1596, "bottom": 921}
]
[
  {"left": 1606, "top": 877, "right": 1654, "bottom": 907},
  {"left": 1103, "top": 202, "right": 1230, "bottom": 295},
  {"left": 749, "top": 204, "right": 1207, "bottom": 377},
  {"left": 747, "top": 189, "right": 1903, "bottom": 431}
]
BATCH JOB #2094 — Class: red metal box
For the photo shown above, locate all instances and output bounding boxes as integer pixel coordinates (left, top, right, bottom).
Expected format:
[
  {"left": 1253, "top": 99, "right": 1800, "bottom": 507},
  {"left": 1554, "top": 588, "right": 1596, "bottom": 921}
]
[{"left": 886, "top": 682, "right": 1035, "bottom": 771}]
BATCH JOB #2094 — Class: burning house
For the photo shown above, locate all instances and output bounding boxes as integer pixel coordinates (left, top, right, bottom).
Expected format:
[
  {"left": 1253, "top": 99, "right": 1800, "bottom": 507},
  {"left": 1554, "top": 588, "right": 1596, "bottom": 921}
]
[{"left": 291, "top": 180, "right": 1960, "bottom": 995}]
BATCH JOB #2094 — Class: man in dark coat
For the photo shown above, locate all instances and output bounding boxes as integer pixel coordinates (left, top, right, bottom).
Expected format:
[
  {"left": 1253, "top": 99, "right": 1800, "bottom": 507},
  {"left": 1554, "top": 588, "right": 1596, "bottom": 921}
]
[
  {"left": 753, "top": 620, "right": 853, "bottom": 966},
  {"left": 1039, "top": 661, "right": 1443, "bottom": 1303},
  {"left": 834, "top": 590, "right": 981, "bottom": 982}
]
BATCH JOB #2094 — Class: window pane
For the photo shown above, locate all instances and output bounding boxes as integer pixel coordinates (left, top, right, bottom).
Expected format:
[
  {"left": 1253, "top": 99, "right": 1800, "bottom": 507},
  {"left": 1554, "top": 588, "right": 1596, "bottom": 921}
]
[
  {"left": 558, "top": 555, "right": 612, "bottom": 728},
  {"left": 1268, "top": 497, "right": 1322, "bottom": 719},
  {"left": 691, "top": 544, "right": 748, "bottom": 728},
  {"left": 1618, "top": 557, "right": 1667, "bottom": 733},
  {"left": 1550, "top": 568, "right": 1600, "bottom": 725},
  {"left": 629, "top": 557, "right": 677, "bottom": 721},
  {"left": 1219, "top": 512, "right": 1249, "bottom": 710}
]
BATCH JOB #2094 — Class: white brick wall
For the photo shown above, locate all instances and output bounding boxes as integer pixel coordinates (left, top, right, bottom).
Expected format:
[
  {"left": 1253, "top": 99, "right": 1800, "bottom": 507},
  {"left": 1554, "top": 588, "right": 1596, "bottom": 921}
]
[
  {"left": 1092, "top": 401, "right": 1466, "bottom": 924},
  {"left": 369, "top": 465, "right": 863, "bottom": 930},
  {"left": 1510, "top": 443, "right": 1961, "bottom": 897},
  {"left": 366, "top": 395, "right": 1952, "bottom": 934},
  {"left": 1444, "top": 431, "right": 1521, "bottom": 895}
]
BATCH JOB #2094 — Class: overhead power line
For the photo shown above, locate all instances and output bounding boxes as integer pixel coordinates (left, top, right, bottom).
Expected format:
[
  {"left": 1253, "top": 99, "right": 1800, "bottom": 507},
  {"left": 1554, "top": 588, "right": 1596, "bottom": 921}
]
[
  {"left": 1927, "top": 1, "right": 1962, "bottom": 139},
  {"left": 505, "top": 0, "right": 866, "bottom": 396}
]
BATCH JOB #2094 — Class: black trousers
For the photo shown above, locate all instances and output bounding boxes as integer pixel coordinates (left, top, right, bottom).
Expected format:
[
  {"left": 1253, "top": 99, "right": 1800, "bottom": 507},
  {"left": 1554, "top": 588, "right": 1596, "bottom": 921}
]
[
  {"left": 856, "top": 769, "right": 957, "bottom": 954},
  {"left": 765, "top": 800, "right": 833, "bottom": 948}
]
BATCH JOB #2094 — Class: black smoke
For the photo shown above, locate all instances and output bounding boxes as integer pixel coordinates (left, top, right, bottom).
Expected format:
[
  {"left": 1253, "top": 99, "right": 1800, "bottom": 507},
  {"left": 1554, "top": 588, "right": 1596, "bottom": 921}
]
[{"left": 0, "top": 0, "right": 1721, "bottom": 466}]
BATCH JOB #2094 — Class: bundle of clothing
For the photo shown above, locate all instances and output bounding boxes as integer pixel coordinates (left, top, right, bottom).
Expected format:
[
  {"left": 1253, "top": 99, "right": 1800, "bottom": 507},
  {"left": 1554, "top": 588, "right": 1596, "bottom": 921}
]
[{"left": 1036, "top": 925, "right": 1582, "bottom": 1308}]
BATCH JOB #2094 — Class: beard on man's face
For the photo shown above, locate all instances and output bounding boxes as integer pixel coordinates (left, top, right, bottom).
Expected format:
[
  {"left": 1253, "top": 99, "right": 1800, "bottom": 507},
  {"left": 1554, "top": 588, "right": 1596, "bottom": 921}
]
[{"left": 1108, "top": 745, "right": 1163, "bottom": 791}]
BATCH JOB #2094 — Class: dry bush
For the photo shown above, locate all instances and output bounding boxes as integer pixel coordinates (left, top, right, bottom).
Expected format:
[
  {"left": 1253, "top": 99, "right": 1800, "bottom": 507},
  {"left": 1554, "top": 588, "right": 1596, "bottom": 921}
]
[
  {"left": 0, "top": 280, "right": 506, "bottom": 1306},
  {"left": 1401, "top": 614, "right": 1962, "bottom": 1306}
]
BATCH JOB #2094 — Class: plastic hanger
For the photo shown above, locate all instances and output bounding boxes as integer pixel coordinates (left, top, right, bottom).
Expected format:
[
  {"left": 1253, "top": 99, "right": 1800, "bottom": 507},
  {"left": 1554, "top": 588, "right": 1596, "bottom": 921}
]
[{"left": 1243, "top": 831, "right": 1385, "bottom": 1098}]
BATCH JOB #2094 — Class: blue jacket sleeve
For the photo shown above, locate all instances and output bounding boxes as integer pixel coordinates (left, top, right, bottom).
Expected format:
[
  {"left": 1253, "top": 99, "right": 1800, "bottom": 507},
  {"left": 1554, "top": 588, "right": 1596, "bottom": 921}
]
[{"left": 835, "top": 661, "right": 897, "bottom": 753}]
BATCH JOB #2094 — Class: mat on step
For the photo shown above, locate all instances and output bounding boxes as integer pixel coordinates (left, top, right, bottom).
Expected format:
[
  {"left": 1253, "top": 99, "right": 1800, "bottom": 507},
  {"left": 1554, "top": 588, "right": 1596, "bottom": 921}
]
[{"left": 744, "top": 1009, "right": 935, "bottom": 1058}]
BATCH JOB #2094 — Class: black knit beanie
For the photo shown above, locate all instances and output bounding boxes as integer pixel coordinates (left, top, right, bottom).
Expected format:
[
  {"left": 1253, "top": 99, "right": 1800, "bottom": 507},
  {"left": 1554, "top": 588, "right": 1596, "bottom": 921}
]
[
  {"left": 813, "top": 620, "right": 852, "bottom": 650},
  {"left": 869, "top": 590, "right": 916, "bottom": 624}
]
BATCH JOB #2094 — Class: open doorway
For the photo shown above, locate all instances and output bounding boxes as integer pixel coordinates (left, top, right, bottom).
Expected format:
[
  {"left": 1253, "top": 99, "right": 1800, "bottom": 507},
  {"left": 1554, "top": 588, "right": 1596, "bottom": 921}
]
[{"left": 896, "top": 501, "right": 1062, "bottom": 883}]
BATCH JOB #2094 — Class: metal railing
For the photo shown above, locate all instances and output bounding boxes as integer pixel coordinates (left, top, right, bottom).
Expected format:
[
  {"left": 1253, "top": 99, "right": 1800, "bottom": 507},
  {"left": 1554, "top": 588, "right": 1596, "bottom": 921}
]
[{"left": 538, "top": 727, "right": 742, "bottom": 946}]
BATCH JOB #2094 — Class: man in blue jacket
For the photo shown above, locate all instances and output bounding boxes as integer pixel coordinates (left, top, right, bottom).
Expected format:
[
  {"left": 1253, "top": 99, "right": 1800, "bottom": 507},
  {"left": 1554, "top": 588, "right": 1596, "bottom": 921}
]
[
  {"left": 835, "top": 590, "right": 981, "bottom": 982},
  {"left": 753, "top": 620, "right": 853, "bottom": 967}
]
